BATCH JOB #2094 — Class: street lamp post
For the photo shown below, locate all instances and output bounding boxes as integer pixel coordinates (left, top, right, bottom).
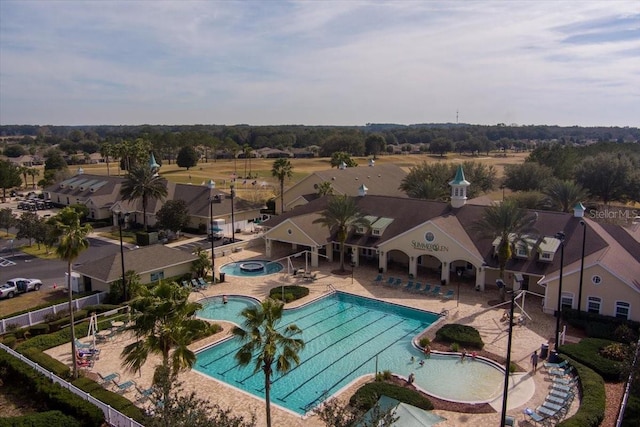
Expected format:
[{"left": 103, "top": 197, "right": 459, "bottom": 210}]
[
  {"left": 456, "top": 269, "right": 463, "bottom": 307},
  {"left": 500, "top": 288, "right": 517, "bottom": 427},
  {"left": 230, "top": 182, "right": 236, "bottom": 243},
  {"left": 208, "top": 179, "right": 216, "bottom": 283},
  {"left": 578, "top": 221, "right": 587, "bottom": 315},
  {"left": 116, "top": 211, "right": 128, "bottom": 302},
  {"left": 554, "top": 232, "right": 566, "bottom": 353}
]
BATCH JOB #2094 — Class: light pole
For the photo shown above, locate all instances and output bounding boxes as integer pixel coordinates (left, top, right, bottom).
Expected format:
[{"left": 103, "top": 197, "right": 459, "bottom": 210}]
[
  {"left": 578, "top": 221, "right": 586, "bottom": 315},
  {"left": 456, "top": 269, "right": 463, "bottom": 307},
  {"left": 554, "top": 231, "right": 566, "bottom": 353},
  {"left": 500, "top": 288, "right": 517, "bottom": 427},
  {"left": 115, "top": 210, "right": 128, "bottom": 302},
  {"left": 230, "top": 182, "right": 236, "bottom": 243},
  {"left": 208, "top": 179, "right": 216, "bottom": 283}
]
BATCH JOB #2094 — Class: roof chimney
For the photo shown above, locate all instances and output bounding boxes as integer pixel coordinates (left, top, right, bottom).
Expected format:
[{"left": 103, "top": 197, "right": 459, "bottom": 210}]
[
  {"left": 573, "top": 202, "right": 586, "bottom": 218},
  {"left": 358, "top": 184, "right": 368, "bottom": 197},
  {"left": 369, "top": 159, "right": 375, "bottom": 167}
]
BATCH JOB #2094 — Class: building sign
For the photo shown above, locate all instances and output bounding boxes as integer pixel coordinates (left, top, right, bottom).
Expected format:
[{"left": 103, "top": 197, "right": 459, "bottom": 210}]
[{"left": 412, "top": 240, "right": 449, "bottom": 252}]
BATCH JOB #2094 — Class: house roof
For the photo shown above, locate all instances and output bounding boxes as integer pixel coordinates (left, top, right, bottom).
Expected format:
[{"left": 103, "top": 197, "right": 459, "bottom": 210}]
[
  {"left": 263, "top": 195, "right": 639, "bottom": 285},
  {"left": 74, "top": 245, "right": 197, "bottom": 283}
]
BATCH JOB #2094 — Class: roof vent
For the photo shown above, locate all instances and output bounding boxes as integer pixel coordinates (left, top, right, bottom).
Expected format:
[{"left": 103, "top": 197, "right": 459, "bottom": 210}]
[
  {"left": 573, "top": 202, "right": 586, "bottom": 218},
  {"left": 369, "top": 159, "right": 375, "bottom": 167}
]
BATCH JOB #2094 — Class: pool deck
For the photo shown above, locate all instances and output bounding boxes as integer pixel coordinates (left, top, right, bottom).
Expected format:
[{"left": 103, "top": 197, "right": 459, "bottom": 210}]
[{"left": 46, "top": 247, "right": 578, "bottom": 426}]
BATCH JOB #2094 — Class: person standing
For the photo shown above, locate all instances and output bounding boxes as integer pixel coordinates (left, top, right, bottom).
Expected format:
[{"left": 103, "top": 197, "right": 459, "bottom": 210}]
[{"left": 530, "top": 350, "right": 539, "bottom": 374}]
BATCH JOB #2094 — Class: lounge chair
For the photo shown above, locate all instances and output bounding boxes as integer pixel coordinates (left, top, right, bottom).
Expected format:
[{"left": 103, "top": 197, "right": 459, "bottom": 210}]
[
  {"left": 392, "top": 278, "right": 402, "bottom": 288},
  {"left": 553, "top": 375, "right": 577, "bottom": 386},
  {"left": 136, "top": 385, "right": 156, "bottom": 402},
  {"left": 75, "top": 339, "right": 93, "bottom": 349},
  {"left": 372, "top": 274, "right": 384, "bottom": 284},
  {"left": 420, "top": 284, "right": 432, "bottom": 295},
  {"left": 191, "top": 278, "right": 199, "bottom": 288},
  {"left": 545, "top": 393, "right": 571, "bottom": 406},
  {"left": 548, "top": 366, "right": 574, "bottom": 377},
  {"left": 198, "top": 277, "right": 208, "bottom": 288},
  {"left": 412, "top": 282, "right": 423, "bottom": 293},
  {"left": 429, "top": 285, "right": 441, "bottom": 297},
  {"left": 112, "top": 378, "right": 136, "bottom": 394},
  {"left": 77, "top": 358, "right": 94, "bottom": 369},
  {"left": 442, "top": 289, "right": 455, "bottom": 299},
  {"left": 181, "top": 280, "right": 190, "bottom": 289},
  {"left": 536, "top": 405, "right": 562, "bottom": 421},
  {"left": 384, "top": 277, "right": 396, "bottom": 287},
  {"left": 551, "top": 381, "right": 576, "bottom": 393},
  {"left": 543, "top": 359, "right": 568, "bottom": 370},
  {"left": 98, "top": 372, "right": 120, "bottom": 385},
  {"left": 524, "top": 407, "right": 549, "bottom": 426},
  {"left": 505, "top": 415, "right": 517, "bottom": 426},
  {"left": 403, "top": 281, "right": 414, "bottom": 292},
  {"left": 549, "top": 389, "right": 573, "bottom": 400}
]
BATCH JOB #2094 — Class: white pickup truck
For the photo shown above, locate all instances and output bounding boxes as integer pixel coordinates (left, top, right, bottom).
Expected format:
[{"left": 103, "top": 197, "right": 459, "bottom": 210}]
[{"left": 0, "top": 278, "right": 43, "bottom": 299}]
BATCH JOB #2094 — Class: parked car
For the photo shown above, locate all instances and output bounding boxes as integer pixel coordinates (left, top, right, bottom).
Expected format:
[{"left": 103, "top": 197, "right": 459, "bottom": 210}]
[
  {"left": 0, "top": 283, "right": 18, "bottom": 299},
  {"left": 5, "top": 278, "right": 43, "bottom": 293}
]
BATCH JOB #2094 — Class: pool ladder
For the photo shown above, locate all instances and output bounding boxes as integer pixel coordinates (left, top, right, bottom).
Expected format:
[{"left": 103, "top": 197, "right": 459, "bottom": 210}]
[{"left": 326, "top": 284, "right": 336, "bottom": 293}]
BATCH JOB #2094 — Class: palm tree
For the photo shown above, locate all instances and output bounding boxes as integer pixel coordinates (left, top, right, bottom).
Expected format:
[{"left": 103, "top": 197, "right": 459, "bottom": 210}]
[
  {"left": 406, "top": 179, "right": 448, "bottom": 200},
  {"left": 473, "top": 200, "right": 538, "bottom": 301},
  {"left": 315, "top": 181, "right": 334, "bottom": 197},
  {"left": 242, "top": 144, "right": 253, "bottom": 178},
  {"left": 120, "top": 164, "right": 168, "bottom": 231},
  {"left": 271, "top": 158, "right": 293, "bottom": 213},
  {"left": 543, "top": 180, "right": 589, "bottom": 212},
  {"left": 18, "top": 165, "right": 29, "bottom": 188},
  {"left": 233, "top": 298, "right": 304, "bottom": 427},
  {"left": 121, "top": 281, "right": 208, "bottom": 420},
  {"left": 100, "top": 143, "right": 114, "bottom": 176},
  {"left": 55, "top": 207, "right": 92, "bottom": 379},
  {"left": 313, "top": 195, "right": 370, "bottom": 272},
  {"left": 27, "top": 168, "right": 39, "bottom": 189}
]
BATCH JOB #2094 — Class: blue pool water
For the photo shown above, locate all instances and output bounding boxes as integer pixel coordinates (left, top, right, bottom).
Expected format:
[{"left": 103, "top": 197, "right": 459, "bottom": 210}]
[
  {"left": 197, "top": 295, "right": 261, "bottom": 324},
  {"left": 194, "top": 292, "right": 504, "bottom": 414},
  {"left": 219, "top": 259, "right": 284, "bottom": 277}
]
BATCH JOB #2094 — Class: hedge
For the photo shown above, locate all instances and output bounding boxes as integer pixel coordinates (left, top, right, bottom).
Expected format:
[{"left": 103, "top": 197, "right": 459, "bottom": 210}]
[
  {"left": 0, "top": 350, "right": 104, "bottom": 427},
  {"left": 73, "top": 377, "right": 145, "bottom": 423},
  {"left": 434, "top": 324, "right": 484, "bottom": 349},
  {"left": 0, "top": 291, "right": 101, "bottom": 321},
  {"left": 562, "top": 309, "right": 640, "bottom": 343},
  {"left": 0, "top": 410, "right": 82, "bottom": 427},
  {"left": 269, "top": 285, "right": 310, "bottom": 302},
  {"left": 556, "top": 357, "right": 605, "bottom": 427},
  {"left": 21, "top": 346, "right": 70, "bottom": 379},
  {"left": 559, "top": 338, "right": 624, "bottom": 381},
  {"left": 621, "top": 394, "right": 640, "bottom": 427},
  {"left": 350, "top": 382, "right": 434, "bottom": 411}
]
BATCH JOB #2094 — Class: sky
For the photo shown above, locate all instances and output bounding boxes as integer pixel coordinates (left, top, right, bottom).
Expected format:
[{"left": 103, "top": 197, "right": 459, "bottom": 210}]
[{"left": 1, "top": 1, "right": 639, "bottom": 127}]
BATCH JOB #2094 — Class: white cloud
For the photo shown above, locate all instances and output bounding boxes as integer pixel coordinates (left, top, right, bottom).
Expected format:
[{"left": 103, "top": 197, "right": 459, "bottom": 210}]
[{"left": 1, "top": 0, "right": 638, "bottom": 126}]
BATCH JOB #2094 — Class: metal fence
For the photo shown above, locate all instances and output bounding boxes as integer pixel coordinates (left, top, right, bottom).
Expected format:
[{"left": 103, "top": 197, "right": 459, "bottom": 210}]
[
  {"left": 0, "top": 292, "right": 108, "bottom": 334},
  {"left": 0, "top": 343, "right": 144, "bottom": 427}
]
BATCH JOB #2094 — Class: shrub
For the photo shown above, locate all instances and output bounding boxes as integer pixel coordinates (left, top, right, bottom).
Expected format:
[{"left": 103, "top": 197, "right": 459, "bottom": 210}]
[
  {"left": 73, "top": 377, "right": 145, "bottom": 423},
  {"left": 560, "top": 338, "right": 624, "bottom": 381},
  {"left": 269, "top": 285, "right": 309, "bottom": 302},
  {"left": 435, "top": 324, "right": 484, "bottom": 349},
  {"left": 614, "top": 324, "right": 639, "bottom": 344},
  {"left": 375, "top": 370, "right": 392, "bottom": 382},
  {"left": 1, "top": 410, "right": 82, "bottom": 427},
  {"left": 82, "top": 304, "right": 121, "bottom": 314},
  {"left": 450, "top": 342, "right": 460, "bottom": 352},
  {"left": 557, "top": 357, "right": 605, "bottom": 427},
  {"left": 600, "top": 343, "right": 630, "bottom": 362},
  {"left": 0, "top": 351, "right": 104, "bottom": 427},
  {"left": 28, "top": 323, "right": 50, "bottom": 336},
  {"left": 562, "top": 309, "right": 640, "bottom": 343},
  {"left": 2, "top": 334, "right": 17, "bottom": 349},
  {"left": 350, "top": 382, "right": 433, "bottom": 411},
  {"left": 419, "top": 337, "right": 430, "bottom": 347}
]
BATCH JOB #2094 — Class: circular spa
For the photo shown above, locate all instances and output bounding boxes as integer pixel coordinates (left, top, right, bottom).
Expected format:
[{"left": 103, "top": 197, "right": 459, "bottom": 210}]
[
  {"left": 219, "top": 259, "right": 284, "bottom": 277},
  {"left": 194, "top": 292, "right": 504, "bottom": 415}
]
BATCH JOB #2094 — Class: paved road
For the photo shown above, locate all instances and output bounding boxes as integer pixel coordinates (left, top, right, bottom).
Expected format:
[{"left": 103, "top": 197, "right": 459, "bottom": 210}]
[{"left": 0, "top": 237, "right": 121, "bottom": 287}]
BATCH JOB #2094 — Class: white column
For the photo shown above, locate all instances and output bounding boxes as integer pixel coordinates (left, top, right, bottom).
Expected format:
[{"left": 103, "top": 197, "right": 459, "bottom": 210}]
[
  {"left": 409, "top": 256, "right": 417, "bottom": 278},
  {"left": 475, "top": 267, "right": 486, "bottom": 291},
  {"left": 378, "top": 251, "right": 386, "bottom": 273},
  {"left": 265, "top": 239, "right": 272, "bottom": 258},
  {"left": 311, "top": 247, "right": 319, "bottom": 268},
  {"left": 440, "top": 261, "right": 449, "bottom": 285}
]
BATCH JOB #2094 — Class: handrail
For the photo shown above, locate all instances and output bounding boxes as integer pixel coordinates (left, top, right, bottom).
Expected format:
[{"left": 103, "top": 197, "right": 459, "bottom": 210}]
[
  {"left": 0, "top": 343, "right": 143, "bottom": 427},
  {"left": 616, "top": 335, "right": 640, "bottom": 427},
  {"left": 326, "top": 284, "right": 336, "bottom": 292}
]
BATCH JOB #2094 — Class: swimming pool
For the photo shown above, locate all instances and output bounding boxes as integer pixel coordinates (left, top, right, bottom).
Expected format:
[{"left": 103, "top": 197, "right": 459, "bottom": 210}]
[
  {"left": 195, "top": 292, "right": 504, "bottom": 414},
  {"left": 197, "top": 295, "right": 260, "bottom": 324},
  {"left": 219, "top": 259, "right": 284, "bottom": 277}
]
